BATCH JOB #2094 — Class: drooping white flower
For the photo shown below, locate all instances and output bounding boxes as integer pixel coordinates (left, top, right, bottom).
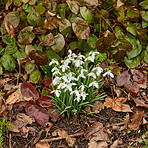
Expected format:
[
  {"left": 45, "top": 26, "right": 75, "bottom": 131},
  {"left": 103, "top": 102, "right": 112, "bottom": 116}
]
[
  {"left": 89, "top": 81, "right": 98, "bottom": 88},
  {"left": 103, "top": 70, "right": 114, "bottom": 78},
  {"left": 79, "top": 85, "right": 85, "bottom": 92},
  {"left": 52, "top": 77, "right": 61, "bottom": 85},
  {"left": 57, "top": 82, "right": 67, "bottom": 90},
  {"left": 80, "top": 91, "right": 88, "bottom": 100},
  {"left": 59, "top": 64, "right": 70, "bottom": 72},
  {"left": 92, "top": 66, "right": 103, "bottom": 76},
  {"left": 51, "top": 90, "right": 61, "bottom": 97},
  {"left": 88, "top": 72, "right": 96, "bottom": 79},
  {"left": 71, "top": 90, "right": 81, "bottom": 102},
  {"left": 49, "top": 59, "right": 59, "bottom": 66},
  {"left": 73, "top": 59, "right": 84, "bottom": 67},
  {"left": 51, "top": 67, "right": 58, "bottom": 72},
  {"left": 78, "top": 54, "right": 85, "bottom": 59},
  {"left": 52, "top": 70, "right": 61, "bottom": 76}
]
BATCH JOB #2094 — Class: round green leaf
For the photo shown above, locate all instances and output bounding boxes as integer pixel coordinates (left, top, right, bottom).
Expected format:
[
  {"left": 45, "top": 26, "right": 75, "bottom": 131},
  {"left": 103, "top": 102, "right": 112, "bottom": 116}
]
[
  {"left": 25, "top": 61, "right": 35, "bottom": 74},
  {"left": 127, "top": 7, "right": 139, "bottom": 18},
  {"left": 2, "top": 35, "right": 16, "bottom": 45},
  {"left": 29, "top": 70, "right": 42, "bottom": 84},
  {"left": 51, "top": 33, "right": 65, "bottom": 53},
  {"left": 124, "top": 56, "right": 140, "bottom": 68},
  {"left": 35, "top": 3, "right": 45, "bottom": 14},
  {"left": 22, "top": 4, "right": 33, "bottom": 13},
  {"left": 142, "top": 20, "right": 148, "bottom": 28},
  {"left": 67, "top": 1, "right": 79, "bottom": 14},
  {"left": 126, "top": 40, "right": 142, "bottom": 59},
  {"left": 45, "top": 47, "right": 59, "bottom": 59},
  {"left": 126, "top": 22, "right": 137, "bottom": 36},
  {"left": 139, "top": 1, "right": 148, "bottom": 9},
  {"left": 141, "top": 11, "right": 148, "bottom": 21},
  {"left": 18, "top": 26, "right": 35, "bottom": 44},
  {"left": 80, "top": 6, "right": 92, "bottom": 23},
  {"left": 5, "top": 44, "right": 17, "bottom": 54},
  {"left": 27, "top": 11, "right": 39, "bottom": 27},
  {"left": 4, "top": 12, "right": 20, "bottom": 28},
  {"left": 1, "top": 54, "right": 16, "bottom": 71},
  {"left": 87, "top": 34, "right": 98, "bottom": 48},
  {"left": 115, "top": 26, "right": 124, "bottom": 38}
]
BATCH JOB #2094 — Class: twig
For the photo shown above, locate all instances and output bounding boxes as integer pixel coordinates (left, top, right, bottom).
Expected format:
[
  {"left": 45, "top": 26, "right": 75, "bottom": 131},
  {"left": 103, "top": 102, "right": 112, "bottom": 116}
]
[
  {"left": 9, "top": 132, "right": 12, "bottom": 148},
  {"left": 40, "top": 132, "right": 84, "bottom": 142}
]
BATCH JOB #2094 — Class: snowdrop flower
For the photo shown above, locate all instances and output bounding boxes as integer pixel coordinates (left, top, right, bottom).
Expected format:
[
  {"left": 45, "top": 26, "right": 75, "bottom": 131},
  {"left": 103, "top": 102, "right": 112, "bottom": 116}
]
[
  {"left": 79, "top": 85, "right": 85, "bottom": 92},
  {"left": 51, "top": 67, "right": 58, "bottom": 72},
  {"left": 89, "top": 81, "right": 98, "bottom": 88},
  {"left": 49, "top": 59, "right": 59, "bottom": 66},
  {"left": 68, "top": 72, "right": 77, "bottom": 81},
  {"left": 71, "top": 90, "right": 81, "bottom": 102},
  {"left": 57, "top": 82, "right": 67, "bottom": 90},
  {"left": 80, "top": 91, "right": 88, "bottom": 100},
  {"left": 85, "top": 51, "right": 100, "bottom": 62},
  {"left": 52, "top": 70, "right": 61, "bottom": 76},
  {"left": 68, "top": 50, "right": 77, "bottom": 61},
  {"left": 64, "top": 83, "right": 76, "bottom": 92},
  {"left": 88, "top": 72, "right": 96, "bottom": 79},
  {"left": 92, "top": 67, "right": 103, "bottom": 76},
  {"left": 73, "top": 59, "right": 84, "bottom": 67},
  {"left": 103, "top": 70, "right": 114, "bottom": 78},
  {"left": 51, "top": 90, "right": 61, "bottom": 97},
  {"left": 52, "top": 77, "right": 61, "bottom": 85},
  {"left": 78, "top": 54, "right": 85, "bottom": 60},
  {"left": 59, "top": 64, "right": 70, "bottom": 72}
]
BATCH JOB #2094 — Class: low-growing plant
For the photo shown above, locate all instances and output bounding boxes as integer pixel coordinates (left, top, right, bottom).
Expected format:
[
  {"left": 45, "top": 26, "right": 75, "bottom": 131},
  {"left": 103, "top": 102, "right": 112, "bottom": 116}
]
[
  {"left": 0, "top": 116, "right": 13, "bottom": 148},
  {"left": 47, "top": 50, "right": 114, "bottom": 117}
]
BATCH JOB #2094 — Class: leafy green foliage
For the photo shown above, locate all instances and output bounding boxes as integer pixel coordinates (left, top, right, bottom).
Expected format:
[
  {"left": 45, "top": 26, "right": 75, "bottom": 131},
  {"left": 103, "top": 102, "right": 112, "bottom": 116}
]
[{"left": 0, "top": 0, "right": 148, "bottom": 77}]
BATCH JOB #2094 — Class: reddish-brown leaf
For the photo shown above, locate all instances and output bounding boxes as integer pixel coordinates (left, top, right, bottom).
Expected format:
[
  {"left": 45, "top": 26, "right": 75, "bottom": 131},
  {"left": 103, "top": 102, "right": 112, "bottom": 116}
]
[
  {"left": 132, "top": 70, "right": 147, "bottom": 84},
  {"left": 84, "top": 122, "right": 104, "bottom": 140},
  {"left": 128, "top": 111, "right": 144, "bottom": 130},
  {"left": 21, "top": 81, "right": 39, "bottom": 99},
  {"left": 37, "top": 95, "right": 53, "bottom": 107},
  {"left": 133, "top": 98, "right": 148, "bottom": 108},
  {"left": 35, "top": 141, "right": 50, "bottom": 148},
  {"left": 58, "top": 129, "right": 68, "bottom": 137},
  {"left": 25, "top": 100, "right": 38, "bottom": 118},
  {"left": 124, "top": 81, "right": 139, "bottom": 97},
  {"left": 44, "top": 78, "right": 52, "bottom": 86},
  {"left": 116, "top": 71, "right": 130, "bottom": 86},
  {"left": 33, "top": 107, "right": 49, "bottom": 127}
]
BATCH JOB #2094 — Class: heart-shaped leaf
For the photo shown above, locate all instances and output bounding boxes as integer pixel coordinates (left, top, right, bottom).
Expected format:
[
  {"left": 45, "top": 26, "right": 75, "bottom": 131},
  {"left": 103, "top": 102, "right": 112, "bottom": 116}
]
[
  {"left": 41, "top": 33, "right": 55, "bottom": 46},
  {"left": 18, "top": 26, "right": 35, "bottom": 44},
  {"left": 37, "top": 95, "right": 53, "bottom": 107},
  {"left": 1, "top": 54, "right": 16, "bottom": 71},
  {"left": 72, "top": 17, "right": 90, "bottom": 40},
  {"left": 5, "top": 44, "right": 17, "bottom": 54},
  {"left": 29, "top": 70, "right": 42, "bottom": 84},
  {"left": 21, "top": 81, "right": 39, "bottom": 99},
  {"left": 116, "top": 71, "right": 130, "bottom": 86},
  {"left": 51, "top": 33, "right": 65, "bottom": 53},
  {"left": 66, "top": 1, "right": 79, "bottom": 14},
  {"left": 33, "top": 107, "right": 49, "bottom": 127}
]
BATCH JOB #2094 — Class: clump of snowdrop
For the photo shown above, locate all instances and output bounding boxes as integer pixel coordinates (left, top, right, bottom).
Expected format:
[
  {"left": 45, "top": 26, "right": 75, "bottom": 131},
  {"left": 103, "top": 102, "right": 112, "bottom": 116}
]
[{"left": 48, "top": 50, "right": 114, "bottom": 117}]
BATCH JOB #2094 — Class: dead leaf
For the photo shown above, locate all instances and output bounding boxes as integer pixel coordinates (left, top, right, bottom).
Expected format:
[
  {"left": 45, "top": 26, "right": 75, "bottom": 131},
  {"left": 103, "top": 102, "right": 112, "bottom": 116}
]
[
  {"left": 104, "top": 97, "right": 132, "bottom": 112},
  {"left": 35, "top": 142, "right": 50, "bottom": 148},
  {"left": 110, "top": 139, "right": 123, "bottom": 148},
  {"left": 66, "top": 137, "right": 76, "bottom": 148},
  {"left": 128, "top": 111, "right": 144, "bottom": 130},
  {"left": 91, "top": 130, "right": 109, "bottom": 142},
  {"left": 133, "top": 98, "right": 148, "bottom": 108},
  {"left": 84, "top": 0, "right": 99, "bottom": 7},
  {"left": 58, "top": 129, "right": 68, "bottom": 137},
  {"left": 116, "top": 0, "right": 124, "bottom": 8},
  {"left": 4, "top": 21, "right": 15, "bottom": 38},
  {"left": 6, "top": 91, "right": 19, "bottom": 105},
  {"left": 92, "top": 101, "right": 104, "bottom": 113},
  {"left": 88, "top": 139, "right": 108, "bottom": 148},
  {"left": 84, "top": 122, "right": 104, "bottom": 140}
]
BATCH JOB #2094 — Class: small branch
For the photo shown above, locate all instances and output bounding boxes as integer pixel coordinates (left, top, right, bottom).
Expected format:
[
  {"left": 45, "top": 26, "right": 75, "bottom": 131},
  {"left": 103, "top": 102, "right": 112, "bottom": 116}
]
[{"left": 40, "top": 132, "right": 84, "bottom": 142}]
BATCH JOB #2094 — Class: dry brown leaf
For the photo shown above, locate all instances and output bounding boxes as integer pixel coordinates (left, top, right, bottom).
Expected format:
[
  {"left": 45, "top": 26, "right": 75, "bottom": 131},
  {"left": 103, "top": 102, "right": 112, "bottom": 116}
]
[
  {"left": 104, "top": 97, "right": 132, "bottom": 112},
  {"left": 88, "top": 139, "right": 108, "bottom": 148},
  {"left": 6, "top": 91, "right": 19, "bottom": 105},
  {"left": 48, "top": 107, "right": 60, "bottom": 122},
  {"left": 110, "top": 139, "right": 123, "bottom": 148},
  {"left": 92, "top": 130, "right": 109, "bottom": 142},
  {"left": 134, "top": 98, "right": 148, "bottom": 108},
  {"left": 16, "top": 113, "right": 34, "bottom": 125},
  {"left": 84, "top": 122, "right": 104, "bottom": 140},
  {"left": 4, "top": 21, "right": 15, "bottom": 38},
  {"left": 128, "top": 111, "right": 144, "bottom": 130},
  {"left": 58, "top": 129, "right": 68, "bottom": 137},
  {"left": 35, "top": 142, "right": 50, "bottom": 148},
  {"left": 92, "top": 101, "right": 104, "bottom": 114},
  {"left": 66, "top": 137, "right": 76, "bottom": 148},
  {"left": 84, "top": 0, "right": 99, "bottom": 7}
]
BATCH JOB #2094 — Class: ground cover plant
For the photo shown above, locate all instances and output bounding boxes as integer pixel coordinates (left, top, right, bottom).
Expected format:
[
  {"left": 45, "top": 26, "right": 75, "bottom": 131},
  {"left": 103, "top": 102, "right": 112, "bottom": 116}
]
[{"left": 0, "top": 0, "right": 148, "bottom": 147}]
